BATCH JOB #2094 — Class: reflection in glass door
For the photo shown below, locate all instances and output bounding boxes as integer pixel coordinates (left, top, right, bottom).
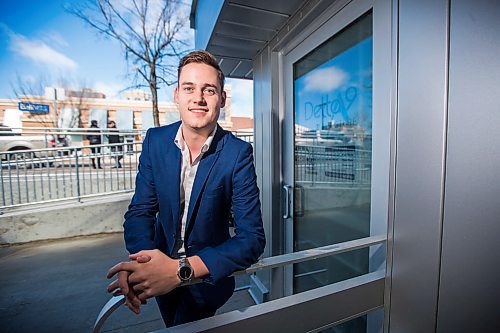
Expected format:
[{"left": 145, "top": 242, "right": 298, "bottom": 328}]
[{"left": 292, "top": 12, "right": 373, "bottom": 294}]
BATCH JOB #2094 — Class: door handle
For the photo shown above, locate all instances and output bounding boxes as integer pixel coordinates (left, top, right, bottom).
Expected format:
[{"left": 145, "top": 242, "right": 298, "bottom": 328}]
[{"left": 283, "top": 185, "right": 292, "bottom": 219}]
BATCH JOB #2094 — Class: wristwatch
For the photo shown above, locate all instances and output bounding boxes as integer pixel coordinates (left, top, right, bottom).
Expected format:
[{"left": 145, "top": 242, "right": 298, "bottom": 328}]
[{"left": 177, "top": 258, "right": 193, "bottom": 285}]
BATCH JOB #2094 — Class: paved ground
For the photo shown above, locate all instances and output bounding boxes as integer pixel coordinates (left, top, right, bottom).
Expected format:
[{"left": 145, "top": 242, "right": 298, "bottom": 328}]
[{"left": 0, "top": 233, "right": 254, "bottom": 333}]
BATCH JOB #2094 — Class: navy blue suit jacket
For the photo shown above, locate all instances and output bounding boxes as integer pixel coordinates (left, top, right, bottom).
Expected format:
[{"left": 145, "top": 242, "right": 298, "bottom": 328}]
[{"left": 123, "top": 121, "right": 265, "bottom": 308}]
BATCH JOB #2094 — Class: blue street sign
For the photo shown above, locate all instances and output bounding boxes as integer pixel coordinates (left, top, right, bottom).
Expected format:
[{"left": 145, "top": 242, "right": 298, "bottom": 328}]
[{"left": 18, "top": 102, "right": 50, "bottom": 113}]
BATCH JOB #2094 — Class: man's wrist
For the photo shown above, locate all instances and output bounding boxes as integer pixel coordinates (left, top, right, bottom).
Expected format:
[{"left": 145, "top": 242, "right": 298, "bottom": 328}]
[{"left": 187, "top": 255, "right": 209, "bottom": 279}]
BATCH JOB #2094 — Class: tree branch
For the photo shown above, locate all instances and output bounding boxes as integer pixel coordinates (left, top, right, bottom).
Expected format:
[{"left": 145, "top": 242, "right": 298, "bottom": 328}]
[{"left": 68, "top": 0, "right": 190, "bottom": 126}]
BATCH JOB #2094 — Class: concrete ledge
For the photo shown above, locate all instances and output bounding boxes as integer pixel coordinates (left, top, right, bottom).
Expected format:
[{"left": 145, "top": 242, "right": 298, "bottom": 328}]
[{"left": 0, "top": 193, "right": 132, "bottom": 245}]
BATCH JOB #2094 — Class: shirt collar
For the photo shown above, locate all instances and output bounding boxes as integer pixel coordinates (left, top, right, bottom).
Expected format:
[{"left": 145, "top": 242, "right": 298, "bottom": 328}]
[{"left": 174, "top": 124, "right": 218, "bottom": 154}]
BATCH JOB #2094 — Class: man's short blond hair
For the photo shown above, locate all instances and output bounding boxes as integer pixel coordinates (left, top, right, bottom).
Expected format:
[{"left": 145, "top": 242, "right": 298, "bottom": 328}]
[{"left": 178, "top": 50, "right": 225, "bottom": 91}]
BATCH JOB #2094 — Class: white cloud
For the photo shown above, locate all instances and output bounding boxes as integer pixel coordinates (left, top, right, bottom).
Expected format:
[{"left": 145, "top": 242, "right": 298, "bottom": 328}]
[
  {"left": 227, "top": 78, "right": 253, "bottom": 117},
  {"left": 303, "top": 66, "right": 348, "bottom": 92},
  {"left": 41, "top": 30, "right": 69, "bottom": 48},
  {"left": 9, "top": 33, "right": 78, "bottom": 71}
]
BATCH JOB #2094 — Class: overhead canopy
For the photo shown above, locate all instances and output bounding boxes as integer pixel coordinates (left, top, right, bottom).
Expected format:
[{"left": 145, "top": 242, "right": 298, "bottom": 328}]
[{"left": 190, "top": 0, "right": 304, "bottom": 79}]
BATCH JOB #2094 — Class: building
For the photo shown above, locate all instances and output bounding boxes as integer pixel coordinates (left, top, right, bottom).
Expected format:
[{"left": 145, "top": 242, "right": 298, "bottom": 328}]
[
  {"left": 231, "top": 116, "right": 254, "bottom": 132},
  {"left": 123, "top": 89, "right": 152, "bottom": 101},
  {"left": 190, "top": 0, "right": 500, "bottom": 332}
]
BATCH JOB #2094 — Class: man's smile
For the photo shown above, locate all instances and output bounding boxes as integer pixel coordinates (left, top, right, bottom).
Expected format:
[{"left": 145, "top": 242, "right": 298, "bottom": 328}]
[{"left": 189, "top": 108, "right": 209, "bottom": 113}]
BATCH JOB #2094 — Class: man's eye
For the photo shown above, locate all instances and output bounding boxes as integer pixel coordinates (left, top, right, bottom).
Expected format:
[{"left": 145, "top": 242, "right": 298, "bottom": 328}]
[
  {"left": 204, "top": 88, "right": 216, "bottom": 96},
  {"left": 184, "top": 87, "right": 193, "bottom": 92}
]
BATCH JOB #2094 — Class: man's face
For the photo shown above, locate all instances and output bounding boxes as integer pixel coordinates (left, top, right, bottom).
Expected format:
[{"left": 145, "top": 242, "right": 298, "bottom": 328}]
[{"left": 174, "top": 63, "right": 226, "bottom": 134}]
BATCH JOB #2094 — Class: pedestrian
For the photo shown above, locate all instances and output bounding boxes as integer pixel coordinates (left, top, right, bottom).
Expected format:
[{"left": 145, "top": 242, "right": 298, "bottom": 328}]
[
  {"left": 106, "top": 50, "right": 265, "bottom": 327},
  {"left": 107, "top": 120, "right": 123, "bottom": 168},
  {"left": 87, "top": 120, "right": 102, "bottom": 169}
]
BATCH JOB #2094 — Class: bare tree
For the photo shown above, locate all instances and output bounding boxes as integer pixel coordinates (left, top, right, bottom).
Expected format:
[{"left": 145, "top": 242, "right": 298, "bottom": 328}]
[
  {"left": 10, "top": 73, "right": 55, "bottom": 128},
  {"left": 68, "top": 0, "right": 190, "bottom": 127},
  {"left": 11, "top": 74, "right": 92, "bottom": 147}
]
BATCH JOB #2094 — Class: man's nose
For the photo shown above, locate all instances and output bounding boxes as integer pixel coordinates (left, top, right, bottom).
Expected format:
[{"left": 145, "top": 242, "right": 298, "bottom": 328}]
[{"left": 192, "top": 89, "right": 206, "bottom": 104}]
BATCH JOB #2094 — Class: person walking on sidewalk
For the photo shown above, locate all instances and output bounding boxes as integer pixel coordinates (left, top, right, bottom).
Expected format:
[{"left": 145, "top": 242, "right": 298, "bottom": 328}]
[
  {"left": 87, "top": 120, "right": 102, "bottom": 169},
  {"left": 107, "top": 120, "right": 123, "bottom": 168}
]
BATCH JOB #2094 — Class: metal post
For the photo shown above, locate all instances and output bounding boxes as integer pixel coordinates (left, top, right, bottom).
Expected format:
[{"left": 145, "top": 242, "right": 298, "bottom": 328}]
[
  {"left": 53, "top": 88, "right": 58, "bottom": 128},
  {"left": 23, "top": 152, "right": 29, "bottom": 203},
  {"left": 8, "top": 155, "right": 13, "bottom": 205},
  {"left": 75, "top": 147, "right": 81, "bottom": 202},
  {"left": 0, "top": 158, "right": 5, "bottom": 206}
]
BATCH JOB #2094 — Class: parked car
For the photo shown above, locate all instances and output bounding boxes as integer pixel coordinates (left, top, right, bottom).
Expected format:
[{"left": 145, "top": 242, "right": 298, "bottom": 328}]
[
  {"left": 0, "top": 126, "right": 55, "bottom": 150},
  {"left": 0, "top": 126, "right": 61, "bottom": 165}
]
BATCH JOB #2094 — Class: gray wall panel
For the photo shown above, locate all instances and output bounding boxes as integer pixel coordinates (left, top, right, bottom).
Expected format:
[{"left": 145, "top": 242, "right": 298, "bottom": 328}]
[
  {"left": 253, "top": 46, "right": 283, "bottom": 301},
  {"left": 437, "top": 0, "right": 500, "bottom": 332},
  {"left": 254, "top": 47, "right": 274, "bottom": 260},
  {"left": 390, "top": 0, "right": 449, "bottom": 331}
]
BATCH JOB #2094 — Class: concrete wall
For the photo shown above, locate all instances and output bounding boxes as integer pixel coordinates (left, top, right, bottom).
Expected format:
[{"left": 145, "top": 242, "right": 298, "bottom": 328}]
[{"left": 0, "top": 193, "right": 132, "bottom": 245}]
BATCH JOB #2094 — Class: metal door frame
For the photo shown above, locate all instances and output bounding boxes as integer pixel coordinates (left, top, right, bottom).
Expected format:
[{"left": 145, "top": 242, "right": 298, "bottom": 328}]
[{"left": 282, "top": 0, "right": 374, "bottom": 294}]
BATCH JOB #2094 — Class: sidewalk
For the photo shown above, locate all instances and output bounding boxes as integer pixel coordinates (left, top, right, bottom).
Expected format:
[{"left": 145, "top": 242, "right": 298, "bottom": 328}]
[{"left": 0, "top": 233, "right": 254, "bottom": 333}]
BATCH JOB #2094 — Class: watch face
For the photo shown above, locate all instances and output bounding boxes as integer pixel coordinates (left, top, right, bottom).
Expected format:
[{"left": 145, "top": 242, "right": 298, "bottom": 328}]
[{"left": 179, "top": 265, "right": 193, "bottom": 280}]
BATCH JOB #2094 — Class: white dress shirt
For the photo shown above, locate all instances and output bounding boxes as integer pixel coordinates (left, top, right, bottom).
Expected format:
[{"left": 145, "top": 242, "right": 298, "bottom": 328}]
[{"left": 173, "top": 124, "right": 217, "bottom": 256}]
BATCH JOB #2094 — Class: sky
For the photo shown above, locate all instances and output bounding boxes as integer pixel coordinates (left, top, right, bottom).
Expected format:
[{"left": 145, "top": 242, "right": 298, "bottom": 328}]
[{"left": 0, "top": 0, "right": 254, "bottom": 117}]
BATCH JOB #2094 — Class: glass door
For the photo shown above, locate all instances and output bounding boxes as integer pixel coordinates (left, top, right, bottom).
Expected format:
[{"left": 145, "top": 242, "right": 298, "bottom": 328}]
[
  {"left": 284, "top": 10, "right": 374, "bottom": 294},
  {"left": 280, "top": 0, "right": 392, "bottom": 330}
]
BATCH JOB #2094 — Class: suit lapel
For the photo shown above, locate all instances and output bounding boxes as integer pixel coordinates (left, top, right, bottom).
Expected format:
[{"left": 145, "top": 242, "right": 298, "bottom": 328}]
[
  {"left": 160, "top": 123, "right": 182, "bottom": 240},
  {"left": 185, "top": 127, "right": 226, "bottom": 234},
  {"left": 170, "top": 147, "right": 181, "bottom": 229}
]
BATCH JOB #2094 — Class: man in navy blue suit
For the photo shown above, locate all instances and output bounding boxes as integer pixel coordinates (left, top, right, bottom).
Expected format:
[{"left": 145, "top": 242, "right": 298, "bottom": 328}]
[{"left": 106, "top": 50, "right": 265, "bottom": 327}]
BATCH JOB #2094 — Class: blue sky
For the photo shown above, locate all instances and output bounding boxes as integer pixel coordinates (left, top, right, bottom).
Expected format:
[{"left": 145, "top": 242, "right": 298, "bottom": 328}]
[{"left": 0, "top": 0, "right": 253, "bottom": 117}]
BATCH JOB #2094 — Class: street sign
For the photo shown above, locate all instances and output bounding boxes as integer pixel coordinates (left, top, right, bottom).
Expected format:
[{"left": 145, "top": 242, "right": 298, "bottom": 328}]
[{"left": 18, "top": 102, "right": 50, "bottom": 113}]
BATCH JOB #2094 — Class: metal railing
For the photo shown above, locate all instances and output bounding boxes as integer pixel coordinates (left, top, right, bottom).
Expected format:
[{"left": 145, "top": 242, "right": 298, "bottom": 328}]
[
  {"left": 295, "top": 144, "right": 371, "bottom": 186},
  {"left": 3, "top": 127, "right": 252, "bottom": 146},
  {"left": 0, "top": 128, "right": 253, "bottom": 209},
  {"left": 93, "top": 235, "right": 386, "bottom": 333},
  {"left": 0, "top": 142, "right": 142, "bottom": 209},
  {"left": 0, "top": 126, "right": 145, "bottom": 149},
  {"left": 233, "top": 132, "right": 254, "bottom": 144},
  {"left": 1, "top": 126, "right": 146, "bottom": 135}
]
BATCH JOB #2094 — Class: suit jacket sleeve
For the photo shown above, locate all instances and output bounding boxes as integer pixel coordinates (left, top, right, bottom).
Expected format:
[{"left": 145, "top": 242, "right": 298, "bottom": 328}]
[
  {"left": 197, "top": 143, "right": 266, "bottom": 284},
  {"left": 123, "top": 128, "right": 158, "bottom": 253}
]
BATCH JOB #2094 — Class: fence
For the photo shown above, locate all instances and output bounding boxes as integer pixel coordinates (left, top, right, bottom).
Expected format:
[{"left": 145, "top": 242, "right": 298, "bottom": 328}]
[
  {"left": 233, "top": 131, "right": 254, "bottom": 144},
  {"left": 0, "top": 142, "right": 142, "bottom": 209},
  {"left": 295, "top": 144, "right": 372, "bottom": 186},
  {"left": 0, "top": 128, "right": 253, "bottom": 209}
]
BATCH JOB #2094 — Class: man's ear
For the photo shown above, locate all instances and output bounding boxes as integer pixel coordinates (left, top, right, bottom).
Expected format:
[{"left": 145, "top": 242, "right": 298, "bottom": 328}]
[
  {"left": 220, "top": 90, "right": 226, "bottom": 108},
  {"left": 174, "top": 86, "right": 179, "bottom": 104}
]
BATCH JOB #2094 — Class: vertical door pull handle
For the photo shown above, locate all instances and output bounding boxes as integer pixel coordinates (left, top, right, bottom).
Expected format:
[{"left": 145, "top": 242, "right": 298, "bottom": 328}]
[{"left": 283, "top": 185, "right": 292, "bottom": 219}]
